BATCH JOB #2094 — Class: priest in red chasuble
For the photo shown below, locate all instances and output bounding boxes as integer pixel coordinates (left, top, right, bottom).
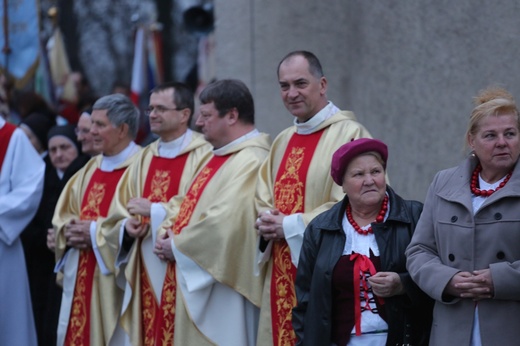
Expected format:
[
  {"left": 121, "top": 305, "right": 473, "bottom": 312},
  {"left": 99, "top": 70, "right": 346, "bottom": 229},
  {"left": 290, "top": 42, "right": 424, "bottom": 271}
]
[
  {"left": 53, "top": 94, "right": 141, "bottom": 346},
  {"left": 100, "top": 82, "right": 212, "bottom": 346},
  {"left": 153, "top": 79, "right": 270, "bottom": 345},
  {"left": 254, "top": 51, "right": 375, "bottom": 346}
]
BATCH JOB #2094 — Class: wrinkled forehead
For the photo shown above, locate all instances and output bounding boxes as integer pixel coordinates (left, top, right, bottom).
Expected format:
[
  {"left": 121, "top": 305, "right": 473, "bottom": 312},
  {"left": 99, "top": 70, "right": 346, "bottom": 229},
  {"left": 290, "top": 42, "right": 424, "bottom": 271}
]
[{"left": 279, "top": 57, "right": 311, "bottom": 78}]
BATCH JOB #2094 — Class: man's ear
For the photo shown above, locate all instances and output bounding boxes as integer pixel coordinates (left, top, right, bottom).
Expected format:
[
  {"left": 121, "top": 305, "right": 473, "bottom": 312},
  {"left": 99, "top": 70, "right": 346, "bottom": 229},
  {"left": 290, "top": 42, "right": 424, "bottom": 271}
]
[
  {"left": 319, "top": 76, "right": 328, "bottom": 96},
  {"left": 181, "top": 108, "right": 191, "bottom": 124},
  {"left": 119, "top": 122, "right": 130, "bottom": 139},
  {"left": 227, "top": 107, "right": 239, "bottom": 124}
]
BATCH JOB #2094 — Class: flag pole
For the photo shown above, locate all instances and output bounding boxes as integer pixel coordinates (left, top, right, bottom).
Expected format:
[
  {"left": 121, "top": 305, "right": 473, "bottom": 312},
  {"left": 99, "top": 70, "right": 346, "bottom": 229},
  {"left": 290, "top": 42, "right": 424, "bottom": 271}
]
[{"left": 2, "top": 0, "right": 10, "bottom": 74}]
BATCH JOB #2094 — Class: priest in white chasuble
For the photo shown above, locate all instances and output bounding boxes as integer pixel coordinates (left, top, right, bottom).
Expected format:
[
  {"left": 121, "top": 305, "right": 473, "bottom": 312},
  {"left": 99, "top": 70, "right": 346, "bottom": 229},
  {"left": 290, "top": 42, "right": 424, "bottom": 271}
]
[
  {"left": 254, "top": 51, "right": 374, "bottom": 346},
  {"left": 0, "top": 116, "right": 44, "bottom": 346},
  {"left": 53, "top": 94, "right": 141, "bottom": 346},
  {"left": 154, "top": 79, "right": 270, "bottom": 346},
  {"left": 100, "top": 82, "right": 212, "bottom": 346}
]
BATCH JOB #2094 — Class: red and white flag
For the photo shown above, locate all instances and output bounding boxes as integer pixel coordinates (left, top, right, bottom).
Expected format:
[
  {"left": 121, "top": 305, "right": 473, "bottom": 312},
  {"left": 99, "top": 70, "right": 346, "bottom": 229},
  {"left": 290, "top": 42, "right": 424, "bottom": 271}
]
[{"left": 130, "top": 26, "right": 147, "bottom": 105}]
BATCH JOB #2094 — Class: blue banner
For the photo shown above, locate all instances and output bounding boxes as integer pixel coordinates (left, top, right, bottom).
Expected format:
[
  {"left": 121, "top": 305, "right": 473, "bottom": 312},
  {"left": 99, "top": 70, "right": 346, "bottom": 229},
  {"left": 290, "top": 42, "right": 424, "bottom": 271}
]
[{"left": 0, "top": 0, "right": 39, "bottom": 82}]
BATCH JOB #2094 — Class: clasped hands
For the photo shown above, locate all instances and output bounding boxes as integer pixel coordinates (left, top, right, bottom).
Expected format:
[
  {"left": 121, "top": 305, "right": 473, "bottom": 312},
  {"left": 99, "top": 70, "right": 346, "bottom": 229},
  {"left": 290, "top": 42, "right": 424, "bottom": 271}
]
[
  {"left": 64, "top": 219, "right": 92, "bottom": 249},
  {"left": 154, "top": 228, "right": 175, "bottom": 262},
  {"left": 124, "top": 197, "right": 152, "bottom": 238},
  {"left": 444, "top": 269, "right": 494, "bottom": 301},
  {"left": 255, "top": 209, "right": 286, "bottom": 241},
  {"left": 126, "top": 197, "right": 175, "bottom": 262},
  {"left": 125, "top": 217, "right": 174, "bottom": 262}
]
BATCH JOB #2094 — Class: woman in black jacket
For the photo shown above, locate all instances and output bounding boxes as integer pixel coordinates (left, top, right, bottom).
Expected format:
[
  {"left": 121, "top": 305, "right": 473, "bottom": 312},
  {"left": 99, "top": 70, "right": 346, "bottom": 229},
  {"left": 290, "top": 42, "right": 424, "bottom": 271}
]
[{"left": 293, "top": 138, "right": 433, "bottom": 346}]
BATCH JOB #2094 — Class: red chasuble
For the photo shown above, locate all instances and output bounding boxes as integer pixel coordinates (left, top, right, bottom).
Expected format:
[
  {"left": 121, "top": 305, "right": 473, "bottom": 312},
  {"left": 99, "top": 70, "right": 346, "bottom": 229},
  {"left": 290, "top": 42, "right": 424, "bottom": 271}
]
[
  {"left": 0, "top": 123, "right": 16, "bottom": 171},
  {"left": 271, "top": 130, "right": 325, "bottom": 346},
  {"left": 155, "top": 154, "right": 230, "bottom": 346},
  {"left": 138, "top": 154, "right": 189, "bottom": 346},
  {"left": 64, "top": 168, "right": 126, "bottom": 346}
]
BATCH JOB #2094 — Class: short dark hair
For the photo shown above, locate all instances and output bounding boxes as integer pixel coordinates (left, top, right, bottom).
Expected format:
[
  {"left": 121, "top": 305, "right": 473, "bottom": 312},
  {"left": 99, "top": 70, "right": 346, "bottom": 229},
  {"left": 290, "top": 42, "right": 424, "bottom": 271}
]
[
  {"left": 199, "top": 79, "right": 255, "bottom": 124},
  {"left": 151, "top": 82, "right": 195, "bottom": 124},
  {"left": 277, "top": 50, "right": 324, "bottom": 78}
]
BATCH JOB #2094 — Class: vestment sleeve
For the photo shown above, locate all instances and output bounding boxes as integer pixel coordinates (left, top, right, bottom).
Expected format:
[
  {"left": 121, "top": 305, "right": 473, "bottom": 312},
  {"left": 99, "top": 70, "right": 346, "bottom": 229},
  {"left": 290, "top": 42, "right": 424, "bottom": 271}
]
[{"left": 0, "top": 131, "right": 44, "bottom": 245}]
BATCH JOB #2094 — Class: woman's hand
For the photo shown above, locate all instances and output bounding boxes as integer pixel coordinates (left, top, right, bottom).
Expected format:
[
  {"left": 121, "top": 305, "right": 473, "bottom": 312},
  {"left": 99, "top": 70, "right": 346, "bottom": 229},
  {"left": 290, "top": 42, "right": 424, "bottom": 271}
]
[
  {"left": 368, "top": 271, "right": 404, "bottom": 297},
  {"left": 444, "top": 270, "right": 494, "bottom": 300}
]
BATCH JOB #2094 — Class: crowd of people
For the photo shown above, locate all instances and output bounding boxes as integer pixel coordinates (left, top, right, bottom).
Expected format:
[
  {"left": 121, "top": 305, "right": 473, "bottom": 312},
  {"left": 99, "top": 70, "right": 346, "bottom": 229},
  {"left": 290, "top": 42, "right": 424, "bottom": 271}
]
[{"left": 1, "top": 50, "right": 520, "bottom": 346}]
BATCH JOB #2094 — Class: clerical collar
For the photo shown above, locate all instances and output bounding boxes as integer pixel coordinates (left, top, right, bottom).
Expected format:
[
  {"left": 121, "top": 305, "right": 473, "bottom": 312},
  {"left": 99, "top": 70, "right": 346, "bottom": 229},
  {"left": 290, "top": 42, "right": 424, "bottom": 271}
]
[
  {"left": 158, "top": 129, "right": 192, "bottom": 158},
  {"left": 56, "top": 169, "right": 65, "bottom": 179},
  {"left": 213, "top": 129, "right": 260, "bottom": 156},
  {"left": 100, "top": 141, "right": 138, "bottom": 171},
  {"left": 294, "top": 101, "right": 340, "bottom": 135}
]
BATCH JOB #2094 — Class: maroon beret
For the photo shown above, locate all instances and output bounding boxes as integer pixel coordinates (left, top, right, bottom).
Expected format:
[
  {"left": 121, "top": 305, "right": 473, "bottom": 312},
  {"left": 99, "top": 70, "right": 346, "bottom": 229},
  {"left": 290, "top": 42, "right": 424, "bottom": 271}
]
[{"left": 330, "top": 138, "right": 388, "bottom": 185}]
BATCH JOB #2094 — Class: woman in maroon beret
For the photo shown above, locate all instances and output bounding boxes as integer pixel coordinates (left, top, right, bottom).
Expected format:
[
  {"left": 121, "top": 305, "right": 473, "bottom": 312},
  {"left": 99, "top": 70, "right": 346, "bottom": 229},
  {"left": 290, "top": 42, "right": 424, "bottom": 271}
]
[{"left": 293, "top": 138, "right": 433, "bottom": 346}]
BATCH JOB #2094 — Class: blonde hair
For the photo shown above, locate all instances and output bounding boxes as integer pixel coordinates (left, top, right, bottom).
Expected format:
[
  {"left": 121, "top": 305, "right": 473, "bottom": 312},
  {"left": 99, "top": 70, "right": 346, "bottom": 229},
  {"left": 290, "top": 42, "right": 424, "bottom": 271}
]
[{"left": 465, "top": 86, "right": 520, "bottom": 148}]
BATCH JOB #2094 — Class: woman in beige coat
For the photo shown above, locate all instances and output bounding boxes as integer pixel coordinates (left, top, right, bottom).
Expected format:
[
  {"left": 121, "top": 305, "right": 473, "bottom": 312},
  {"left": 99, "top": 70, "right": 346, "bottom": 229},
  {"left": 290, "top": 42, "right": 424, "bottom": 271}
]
[{"left": 406, "top": 86, "right": 520, "bottom": 345}]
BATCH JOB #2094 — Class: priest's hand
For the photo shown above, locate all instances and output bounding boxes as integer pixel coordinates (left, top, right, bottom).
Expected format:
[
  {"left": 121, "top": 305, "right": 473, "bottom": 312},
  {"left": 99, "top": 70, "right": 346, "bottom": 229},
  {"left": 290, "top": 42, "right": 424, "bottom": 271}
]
[
  {"left": 255, "top": 209, "right": 286, "bottom": 241},
  {"left": 127, "top": 198, "right": 152, "bottom": 217},
  {"left": 368, "top": 271, "right": 404, "bottom": 297},
  {"left": 154, "top": 229, "right": 175, "bottom": 262},
  {"left": 47, "top": 228, "right": 56, "bottom": 252},
  {"left": 125, "top": 218, "right": 149, "bottom": 238},
  {"left": 64, "top": 219, "right": 92, "bottom": 249}
]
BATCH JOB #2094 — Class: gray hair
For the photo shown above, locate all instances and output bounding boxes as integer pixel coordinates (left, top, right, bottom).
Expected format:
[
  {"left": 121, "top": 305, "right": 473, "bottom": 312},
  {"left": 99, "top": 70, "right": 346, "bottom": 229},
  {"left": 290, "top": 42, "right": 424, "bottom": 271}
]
[{"left": 93, "top": 94, "right": 140, "bottom": 139}]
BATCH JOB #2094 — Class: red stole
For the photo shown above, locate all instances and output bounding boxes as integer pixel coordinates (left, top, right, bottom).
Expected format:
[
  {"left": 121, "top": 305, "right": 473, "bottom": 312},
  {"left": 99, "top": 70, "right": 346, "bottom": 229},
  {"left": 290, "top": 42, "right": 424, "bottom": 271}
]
[
  {"left": 0, "top": 123, "right": 16, "bottom": 172},
  {"left": 155, "top": 154, "right": 230, "bottom": 346},
  {"left": 64, "top": 168, "right": 126, "bottom": 346},
  {"left": 138, "top": 154, "right": 189, "bottom": 346},
  {"left": 271, "top": 129, "right": 325, "bottom": 346}
]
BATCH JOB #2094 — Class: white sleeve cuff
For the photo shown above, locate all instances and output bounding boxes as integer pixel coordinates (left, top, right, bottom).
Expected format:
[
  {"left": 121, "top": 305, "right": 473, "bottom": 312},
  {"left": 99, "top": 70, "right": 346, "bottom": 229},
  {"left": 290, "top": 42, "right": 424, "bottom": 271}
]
[
  {"left": 283, "top": 213, "right": 305, "bottom": 266},
  {"left": 150, "top": 202, "right": 167, "bottom": 245},
  {"left": 55, "top": 249, "right": 70, "bottom": 273},
  {"left": 115, "top": 218, "right": 131, "bottom": 269},
  {"left": 91, "top": 221, "right": 110, "bottom": 275},
  {"left": 254, "top": 236, "right": 272, "bottom": 276}
]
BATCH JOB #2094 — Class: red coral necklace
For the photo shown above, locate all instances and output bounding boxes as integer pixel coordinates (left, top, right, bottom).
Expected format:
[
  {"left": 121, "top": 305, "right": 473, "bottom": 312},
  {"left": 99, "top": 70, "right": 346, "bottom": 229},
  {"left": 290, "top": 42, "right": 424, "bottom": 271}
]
[
  {"left": 470, "top": 164, "right": 512, "bottom": 197},
  {"left": 346, "top": 195, "right": 388, "bottom": 236}
]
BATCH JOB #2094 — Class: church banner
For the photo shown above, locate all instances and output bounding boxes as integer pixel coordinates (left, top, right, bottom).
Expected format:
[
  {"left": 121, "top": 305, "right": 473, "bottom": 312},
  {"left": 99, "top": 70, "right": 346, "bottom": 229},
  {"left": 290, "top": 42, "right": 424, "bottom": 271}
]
[{"left": 0, "top": 0, "right": 39, "bottom": 86}]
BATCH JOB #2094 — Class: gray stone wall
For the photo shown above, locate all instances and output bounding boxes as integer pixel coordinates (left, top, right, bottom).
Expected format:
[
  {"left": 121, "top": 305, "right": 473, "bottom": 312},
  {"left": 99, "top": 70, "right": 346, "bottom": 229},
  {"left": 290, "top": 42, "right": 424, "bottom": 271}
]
[{"left": 214, "top": 0, "right": 520, "bottom": 201}]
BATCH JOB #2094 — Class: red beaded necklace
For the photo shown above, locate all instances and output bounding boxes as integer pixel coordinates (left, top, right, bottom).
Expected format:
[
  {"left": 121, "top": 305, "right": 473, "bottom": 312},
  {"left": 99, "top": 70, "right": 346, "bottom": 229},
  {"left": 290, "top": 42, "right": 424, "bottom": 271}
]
[
  {"left": 470, "top": 164, "right": 512, "bottom": 197},
  {"left": 346, "top": 195, "right": 389, "bottom": 235}
]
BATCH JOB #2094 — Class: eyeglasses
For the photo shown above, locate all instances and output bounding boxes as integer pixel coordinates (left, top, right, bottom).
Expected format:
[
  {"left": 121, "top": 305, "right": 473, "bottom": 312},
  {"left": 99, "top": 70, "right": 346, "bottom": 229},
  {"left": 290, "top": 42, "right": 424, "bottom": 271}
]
[
  {"left": 74, "top": 127, "right": 90, "bottom": 136},
  {"left": 145, "top": 105, "right": 182, "bottom": 116}
]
